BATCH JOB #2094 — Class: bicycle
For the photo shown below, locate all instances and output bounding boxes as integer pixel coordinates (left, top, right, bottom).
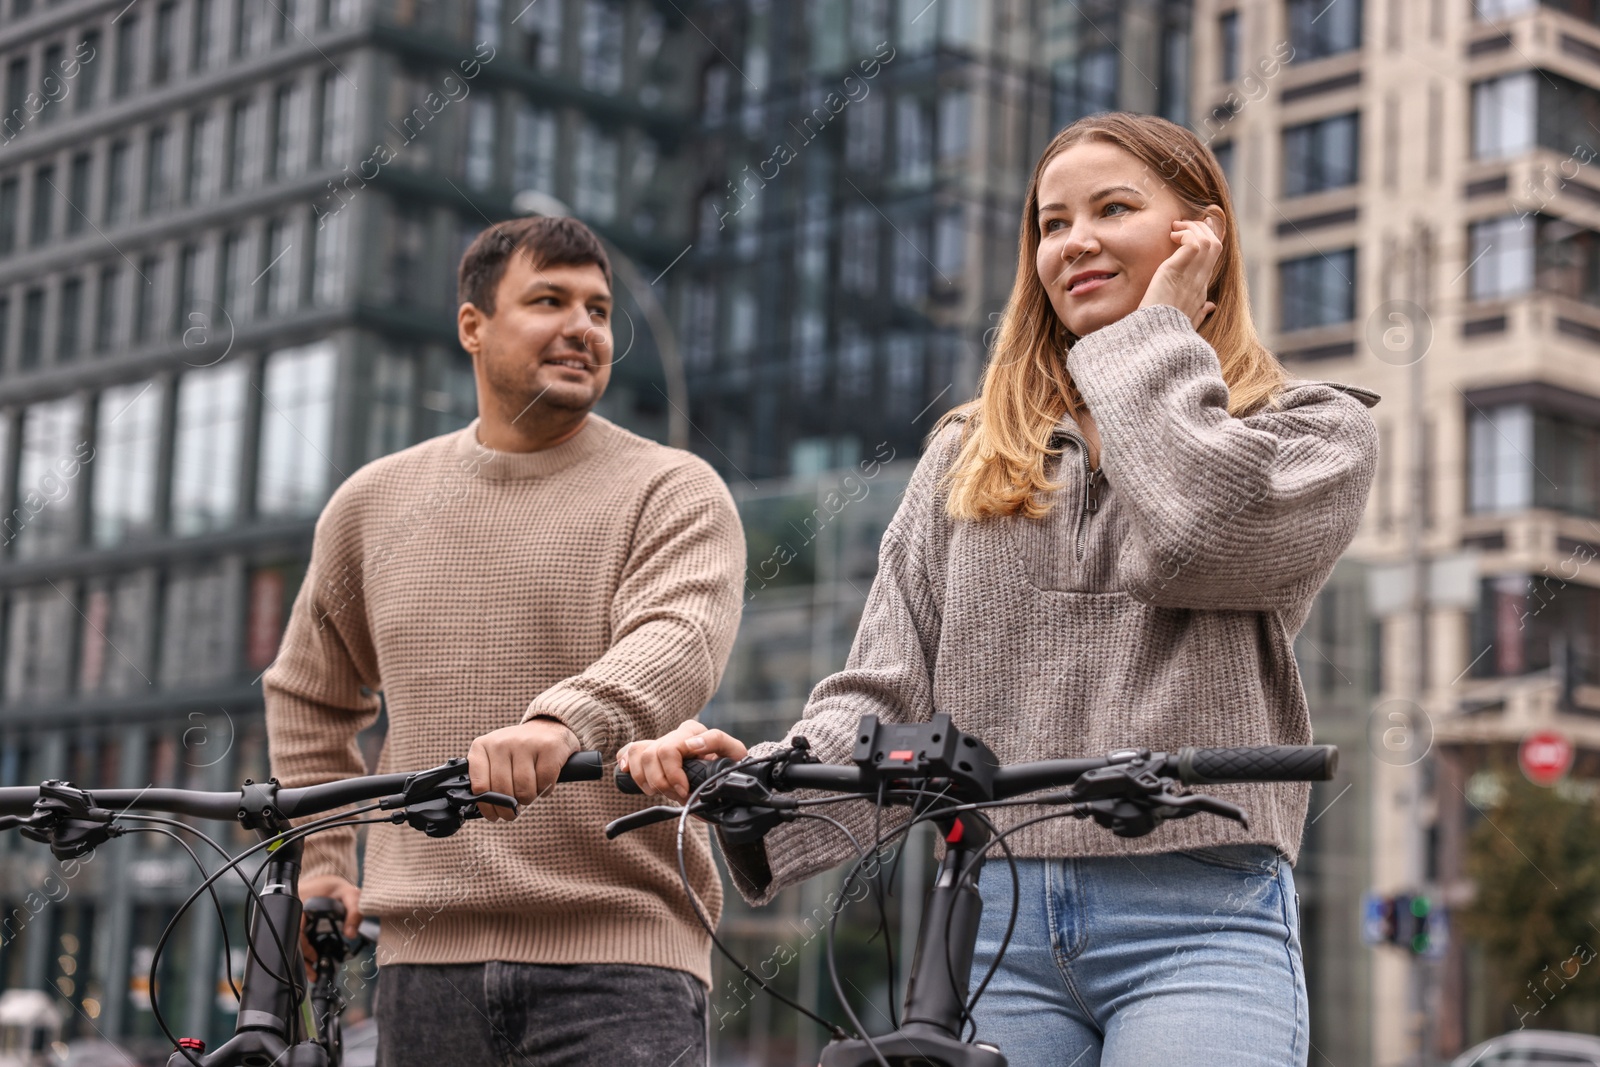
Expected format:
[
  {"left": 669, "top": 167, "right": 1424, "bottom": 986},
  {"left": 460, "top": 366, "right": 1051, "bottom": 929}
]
[
  {"left": 0, "top": 751, "right": 603, "bottom": 1067},
  {"left": 610, "top": 712, "right": 1338, "bottom": 1067}
]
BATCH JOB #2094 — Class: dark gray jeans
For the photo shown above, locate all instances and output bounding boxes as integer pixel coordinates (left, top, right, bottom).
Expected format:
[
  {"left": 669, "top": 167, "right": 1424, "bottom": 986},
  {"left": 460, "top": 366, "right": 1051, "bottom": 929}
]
[{"left": 374, "top": 961, "right": 708, "bottom": 1067}]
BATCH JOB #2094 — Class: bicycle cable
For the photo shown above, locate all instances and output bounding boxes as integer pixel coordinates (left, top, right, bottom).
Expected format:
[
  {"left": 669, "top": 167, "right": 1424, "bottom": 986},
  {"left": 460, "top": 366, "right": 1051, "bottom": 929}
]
[
  {"left": 668, "top": 753, "right": 853, "bottom": 1041},
  {"left": 146, "top": 805, "right": 387, "bottom": 1067}
]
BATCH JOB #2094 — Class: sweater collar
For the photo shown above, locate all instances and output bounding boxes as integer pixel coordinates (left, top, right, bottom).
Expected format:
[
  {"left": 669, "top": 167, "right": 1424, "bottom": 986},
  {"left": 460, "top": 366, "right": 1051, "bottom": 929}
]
[{"left": 452, "top": 414, "right": 615, "bottom": 480}]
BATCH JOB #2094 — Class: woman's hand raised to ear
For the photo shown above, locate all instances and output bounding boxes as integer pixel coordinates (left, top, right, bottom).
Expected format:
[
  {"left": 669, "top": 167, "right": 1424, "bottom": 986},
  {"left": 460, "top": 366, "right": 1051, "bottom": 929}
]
[
  {"left": 617, "top": 720, "right": 749, "bottom": 803},
  {"left": 1138, "top": 215, "right": 1224, "bottom": 329}
]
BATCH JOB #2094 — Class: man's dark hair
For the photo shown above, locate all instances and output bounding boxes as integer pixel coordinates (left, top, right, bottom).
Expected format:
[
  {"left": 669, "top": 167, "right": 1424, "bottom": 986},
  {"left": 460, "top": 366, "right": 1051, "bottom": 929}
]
[{"left": 457, "top": 216, "right": 612, "bottom": 316}]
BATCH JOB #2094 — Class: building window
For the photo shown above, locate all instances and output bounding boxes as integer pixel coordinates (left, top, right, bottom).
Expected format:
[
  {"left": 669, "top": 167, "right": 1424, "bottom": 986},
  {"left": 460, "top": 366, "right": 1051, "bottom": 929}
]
[
  {"left": 219, "top": 229, "right": 251, "bottom": 321},
  {"left": 573, "top": 123, "right": 618, "bottom": 223},
  {"left": 160, "top": 561, "right": 238, "bottom": 688},
  {"left": 519, "top": 0, "right": 562, "bottom": 71},
  {"left": 933, "top": 204, "right": 965, "bottom": 278},
  {"left": 312, "top": 209, "right": 348, "bottom": 306},
  {"left": 226, "top": 97, "right": 252, "bottom": 191},
  {"left": 844, "top": 92, "right": 885, "bottom": 170},
  {"left": 317, "top": 70, "right": 352, "bottom": 166},
  {"left": 1468, "top": 402, "right": 1600, "bottom": 516},
  {"left": 260, "top": 216, "right": 296, "bottom": 317},
  {"left": 1213, "top": 139, "right": 1235, "bottom": 185},
  {"left": 114, "top": 15, "right": 139, "bottom": 96},
  {"left": 133, "top": 254, "right": 162, "bottom": 343},
  {"left": 1472, "top": 72, "right": 1535, "bottom": 159},
  {"left": 95, "top": 265, "right": 119, "bottom": 351},
  {"left": 475, "top": 0, "right": 501, "bottom": 48},
  {"left": 76, "top": 30, "right": 99, "bottom": 114},
  {"left": 1468, "top": 215, "right": 1535, "bottom": 302},
  {"left": 184, "top": 112, "right": 209, "bottom": 203},
  {"left": 105, "top": 140, "right": 130, "bottom": 225},
  {"left": 1219, "top": 10, "right": 1240, "bottom": 81},
  {"left": 840, "top": 205, "right": 878, "bottom": 295},
  {"left": 192, "top": 0, "right": 216, "bottom": 72},
  {"left": 0, "top": 177, "right": 15, "bottom": 255},
  {"left": 364, "top": 348, "right": 414, "bottom": 462},
  {"left": 174, "top": 244, "right": 201, "bottom": 336},
  {"left": 891, "top": 214, "right": 927, "bottom": 305},
  {"left": 1283, "top": 113, "right": 1359, "bottom": 196},
  {"left": 170, "top": 360, "right": 249, "bottom": 535},
  {"left": 512, "top": 102, "right": 556, "bottom": 194},
  {"left": 19, "top": 288, "right": 43, "bottom": 370},
  {"left": 66, "top": 153, "right": 89, "bottom": 233},
  {"left": 1278, "top": 249, "right": 1357, "bottom": 330},
  {"left": 895, "top": 96, "right": 932, "bottom": 186},
  {"left": 465, "top": 97, "right": 496, "bottom": 190},
  {"left": 0, "top": 296, "right": 8, "bottom": 369},
  {"left": 38, "top": 44, "right": 62, "bottom": 128},
  {"left": 1052, "top": 44, "right": 1118, "bottom": 128},
  {"left": 1287, "top": 0, "right": 1361, "bottom": 60},
  {"left": 1474, "top": 0, "right": 1536, "bottom": 18},
  {"left": 13, "top": 396, "right": 85, "bottom": 560},
  {"left": 937, "top": 90, "right": 971, "bottom": 164},
  {"left": 886, "top": 333, "right": 922, "bottom": 416},
  {"left": 92, "top": 380, "right": 161, "bottom": 545},
  {"left": 57, "top": 276, "right": 81, "bottom": 361},
  {"left": 579, "top": 0, "right": 624, "bottom": 93},
  {"left": 153, "top": 1, "right": 177, "bottom": 85},
  {"left": 29, "top": 165, "right": 52, "bottom": 245},
  {"left": 5, "top": 586, "right": 75, "bottom": 703},
  {"left": 144, "top": 126, "right": 170, "bottom": 214},
  {"left": 271, "top": 82, "right": 305, "bottom": 180},
  {"left": 79, "top": 570, "right": 157, "bottom": 696},
  {"left": 257, "top": 342, "right": 336, "bottom": 518},
  {"left": 839, "top": 329, "right": 873, "bottom": 395}
]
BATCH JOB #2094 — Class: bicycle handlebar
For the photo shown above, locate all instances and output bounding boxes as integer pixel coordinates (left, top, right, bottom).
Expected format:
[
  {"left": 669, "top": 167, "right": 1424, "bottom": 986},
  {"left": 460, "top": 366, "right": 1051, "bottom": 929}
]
[
  {"left": 0, "top": 750, "right": 605, "bottom": 822},
  {"left": 613, "top": 743, "right": 1337, "bottom": 799}
]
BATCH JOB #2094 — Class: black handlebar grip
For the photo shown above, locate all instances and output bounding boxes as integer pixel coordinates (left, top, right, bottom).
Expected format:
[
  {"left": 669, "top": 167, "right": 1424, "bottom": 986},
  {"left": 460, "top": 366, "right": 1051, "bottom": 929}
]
[
  {"left": 614, "top": 756, "right": 731, "bottom": 796},
  {"left": 558, "top": 751, "right": 603, "bottom": 782},
  {"left": 1176, "top": 745, "right": 1338, "bottom": 785}
]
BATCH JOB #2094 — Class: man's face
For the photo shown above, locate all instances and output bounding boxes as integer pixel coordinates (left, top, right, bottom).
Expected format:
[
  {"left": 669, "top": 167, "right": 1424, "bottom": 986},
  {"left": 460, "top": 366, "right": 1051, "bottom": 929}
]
[{"left": 466, "top": 252, "right": 614, "bottom": 420}]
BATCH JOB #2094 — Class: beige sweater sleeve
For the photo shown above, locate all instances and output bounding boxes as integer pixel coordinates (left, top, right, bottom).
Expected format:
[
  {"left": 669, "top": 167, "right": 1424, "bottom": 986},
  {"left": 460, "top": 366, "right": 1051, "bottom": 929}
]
[
  {"left": 522, "top": 459, "right": 747, "bottom": 757},
  {"left": 264, "top": 480, "right": 384, "bottom": 884}
]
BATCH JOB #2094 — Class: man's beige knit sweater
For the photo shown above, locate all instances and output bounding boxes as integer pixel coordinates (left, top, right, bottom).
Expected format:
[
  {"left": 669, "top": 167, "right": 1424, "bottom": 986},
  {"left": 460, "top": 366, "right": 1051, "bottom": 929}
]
[{"left": 264, "top": 414, "right": 745, "bottom": 986}]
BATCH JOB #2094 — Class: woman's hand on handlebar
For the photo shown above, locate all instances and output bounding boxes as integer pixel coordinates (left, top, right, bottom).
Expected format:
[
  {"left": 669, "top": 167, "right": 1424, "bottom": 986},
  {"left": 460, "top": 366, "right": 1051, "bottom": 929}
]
[{"left": 617, "top": 721, "right": 748, "bottom": 803}]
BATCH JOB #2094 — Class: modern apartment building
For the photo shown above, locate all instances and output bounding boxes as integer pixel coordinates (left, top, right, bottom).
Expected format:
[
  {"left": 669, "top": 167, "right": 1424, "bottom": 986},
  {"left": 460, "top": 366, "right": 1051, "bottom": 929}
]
[{"left": 1191, "top": 0, "right": 1600, "bottom": 1060}]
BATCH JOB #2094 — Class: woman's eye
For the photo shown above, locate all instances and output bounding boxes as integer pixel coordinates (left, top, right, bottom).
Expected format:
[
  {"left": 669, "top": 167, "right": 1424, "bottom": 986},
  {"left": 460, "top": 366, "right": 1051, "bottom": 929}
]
[
  {"left": 1043, "top": 218, "right": 1066, "bottom": 233},
  {"left": 1104, "top": 202, "right": 1129, "bottom": 216}
]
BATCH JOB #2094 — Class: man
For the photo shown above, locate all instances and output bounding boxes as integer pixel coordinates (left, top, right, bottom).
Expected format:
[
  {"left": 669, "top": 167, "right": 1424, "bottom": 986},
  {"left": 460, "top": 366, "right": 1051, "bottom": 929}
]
[{"left": 264, "top": 215, "right": 744, "bottom": 1066}]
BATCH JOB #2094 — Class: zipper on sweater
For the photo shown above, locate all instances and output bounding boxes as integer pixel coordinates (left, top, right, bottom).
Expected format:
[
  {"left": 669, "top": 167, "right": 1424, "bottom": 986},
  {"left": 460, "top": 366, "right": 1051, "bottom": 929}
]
[{"left": 1073, "top": 437, "right": 1103, "bottom": 562}]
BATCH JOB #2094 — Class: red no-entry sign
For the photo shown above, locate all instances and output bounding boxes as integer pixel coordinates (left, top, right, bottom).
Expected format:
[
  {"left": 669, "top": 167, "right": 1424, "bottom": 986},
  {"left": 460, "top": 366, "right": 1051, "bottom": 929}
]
[{"left": 1520, "top": 731, "right": 1575, "bottom": 786}]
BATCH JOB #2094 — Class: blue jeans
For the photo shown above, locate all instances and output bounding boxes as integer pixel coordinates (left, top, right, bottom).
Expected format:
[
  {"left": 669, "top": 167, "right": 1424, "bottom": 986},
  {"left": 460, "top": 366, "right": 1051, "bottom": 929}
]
[{"left": 967, "top": 846, "right": 1307, "bottom": 1067}]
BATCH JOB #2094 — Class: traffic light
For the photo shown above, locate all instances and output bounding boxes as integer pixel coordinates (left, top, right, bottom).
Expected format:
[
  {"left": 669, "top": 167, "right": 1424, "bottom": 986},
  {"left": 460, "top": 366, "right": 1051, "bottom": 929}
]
[{"left": 1362, "top": 891, "right": 1446, "bottom": 956}]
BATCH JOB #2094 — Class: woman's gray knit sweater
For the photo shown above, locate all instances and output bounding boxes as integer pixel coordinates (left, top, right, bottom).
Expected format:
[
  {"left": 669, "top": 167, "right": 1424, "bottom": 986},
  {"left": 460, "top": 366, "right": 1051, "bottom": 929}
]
[{"left": 723, "top": 303, "right": 1381, "bottom": 907}]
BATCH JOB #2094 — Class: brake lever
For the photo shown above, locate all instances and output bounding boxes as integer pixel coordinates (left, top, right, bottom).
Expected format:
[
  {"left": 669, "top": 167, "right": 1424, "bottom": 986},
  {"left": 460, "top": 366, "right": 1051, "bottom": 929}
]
[{"left": 605, "top": 805, "right": 691, "bottom": 839}]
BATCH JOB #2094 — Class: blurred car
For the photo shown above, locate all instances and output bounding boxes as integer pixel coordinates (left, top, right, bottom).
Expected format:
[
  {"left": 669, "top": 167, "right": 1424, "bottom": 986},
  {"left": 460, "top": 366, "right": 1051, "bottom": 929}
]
[{"left": 1451, "top": 1030, "right": 1600, "bottom": 1065}]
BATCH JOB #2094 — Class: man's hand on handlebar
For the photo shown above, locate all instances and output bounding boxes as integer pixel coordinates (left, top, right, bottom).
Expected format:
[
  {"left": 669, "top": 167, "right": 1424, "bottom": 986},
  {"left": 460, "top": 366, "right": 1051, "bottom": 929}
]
[
  {"left": 298, "top": 874, "right": 362, "bottom": 976},
  {"left": 468, "top": 716, "right": 582, "bottom": 822},
  {"left": 617, "top": 720, "right": 748, "bottom": 803}
]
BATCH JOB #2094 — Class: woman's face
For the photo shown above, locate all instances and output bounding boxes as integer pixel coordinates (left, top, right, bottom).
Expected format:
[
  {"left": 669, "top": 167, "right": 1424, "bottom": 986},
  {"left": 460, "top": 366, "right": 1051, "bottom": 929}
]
[{"left": 1034, "top": 141, "right": 1219, "bottom": 338}]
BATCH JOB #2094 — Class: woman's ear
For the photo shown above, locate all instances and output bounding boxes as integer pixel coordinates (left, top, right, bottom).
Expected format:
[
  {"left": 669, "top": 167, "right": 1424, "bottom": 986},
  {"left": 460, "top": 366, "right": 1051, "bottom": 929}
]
[{"left": 1201, "top": 204, "right": 1226, "bottom": 242}]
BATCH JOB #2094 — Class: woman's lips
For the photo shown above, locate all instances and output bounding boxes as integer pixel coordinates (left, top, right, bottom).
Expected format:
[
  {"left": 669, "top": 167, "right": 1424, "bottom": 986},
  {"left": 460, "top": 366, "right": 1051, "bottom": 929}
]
[{"left": 1067, "top": 273, "right": 1115, "bottom": 296}]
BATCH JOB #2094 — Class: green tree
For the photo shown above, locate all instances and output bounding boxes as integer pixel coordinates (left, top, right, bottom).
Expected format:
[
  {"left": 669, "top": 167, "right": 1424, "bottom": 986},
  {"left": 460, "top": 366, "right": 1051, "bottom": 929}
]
[{"left": 1461, "top": 769, "right": 1600, "bottom": 1031}]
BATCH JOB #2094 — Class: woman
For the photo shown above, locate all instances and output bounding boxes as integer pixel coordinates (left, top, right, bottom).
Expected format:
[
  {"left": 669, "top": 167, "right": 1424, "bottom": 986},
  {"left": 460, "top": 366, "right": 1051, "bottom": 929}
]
[{"left": 621, "top": 112, "right": 1379, "bottom": 1065}]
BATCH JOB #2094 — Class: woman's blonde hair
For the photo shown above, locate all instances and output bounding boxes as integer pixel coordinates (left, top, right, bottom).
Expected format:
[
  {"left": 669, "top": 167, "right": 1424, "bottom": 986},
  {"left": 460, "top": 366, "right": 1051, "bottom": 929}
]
[{"left": 938, "top": 111, "right": 1286, "bottom": 520}]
